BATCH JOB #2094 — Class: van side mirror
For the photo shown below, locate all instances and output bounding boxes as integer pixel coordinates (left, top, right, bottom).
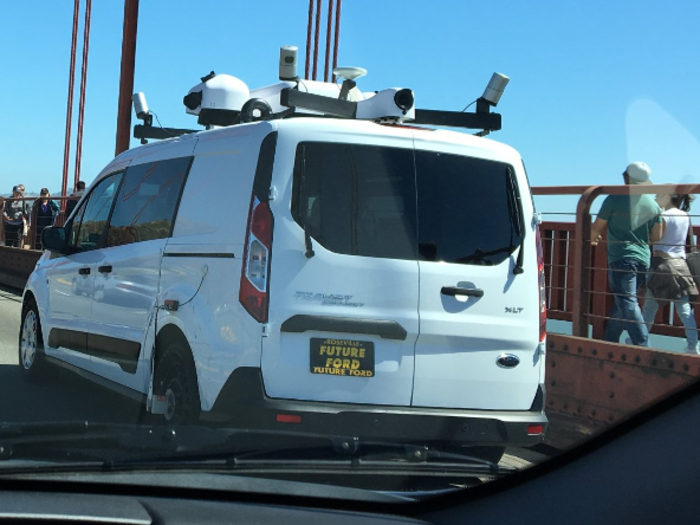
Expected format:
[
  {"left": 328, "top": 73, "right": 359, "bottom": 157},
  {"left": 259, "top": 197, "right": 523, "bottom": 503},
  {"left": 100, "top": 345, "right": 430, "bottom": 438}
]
[{"left": 42, "top": 226, "right": 68, "bottom": 253}]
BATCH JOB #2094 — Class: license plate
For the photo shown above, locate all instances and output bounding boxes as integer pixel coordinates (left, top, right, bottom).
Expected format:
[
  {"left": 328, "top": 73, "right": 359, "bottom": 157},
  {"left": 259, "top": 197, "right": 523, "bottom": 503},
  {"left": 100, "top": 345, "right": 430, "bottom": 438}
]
[{"left": 310, "top": 337, "right": 375, "bottom": 377}]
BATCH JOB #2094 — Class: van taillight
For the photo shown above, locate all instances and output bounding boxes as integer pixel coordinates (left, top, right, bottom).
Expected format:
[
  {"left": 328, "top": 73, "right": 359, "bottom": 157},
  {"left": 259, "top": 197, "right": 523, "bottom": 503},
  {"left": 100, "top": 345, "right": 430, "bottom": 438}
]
[
  {"left": 536, "top": 226, "right": 547, "bottom": 342},
  {"left": 240, "top": 195, "right": 273, "bottom": 323}
]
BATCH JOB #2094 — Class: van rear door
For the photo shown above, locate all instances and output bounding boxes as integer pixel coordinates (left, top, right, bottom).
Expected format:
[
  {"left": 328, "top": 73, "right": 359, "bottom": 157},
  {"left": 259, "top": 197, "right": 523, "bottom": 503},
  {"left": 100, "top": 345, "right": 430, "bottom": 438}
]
[
  {"left": 411, "top": 145, "right": 541, "bottom": 410},
  {"left": 261, "top": 133, "right": 420, "bottom": 406}
]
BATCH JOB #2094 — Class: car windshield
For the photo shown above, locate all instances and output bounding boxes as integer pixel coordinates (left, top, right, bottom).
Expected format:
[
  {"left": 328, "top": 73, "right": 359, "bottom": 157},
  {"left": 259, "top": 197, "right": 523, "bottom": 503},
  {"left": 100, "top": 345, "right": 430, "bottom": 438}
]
[{"left": 0, "top": 0, "right": 699, "bottom": 514}]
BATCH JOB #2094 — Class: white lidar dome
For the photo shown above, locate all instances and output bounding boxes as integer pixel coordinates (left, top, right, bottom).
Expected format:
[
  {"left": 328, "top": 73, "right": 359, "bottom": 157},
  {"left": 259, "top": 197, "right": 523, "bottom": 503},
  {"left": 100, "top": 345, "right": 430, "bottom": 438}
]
[{"left": 201, "top": 74, "right": 250, "bottom": 112}]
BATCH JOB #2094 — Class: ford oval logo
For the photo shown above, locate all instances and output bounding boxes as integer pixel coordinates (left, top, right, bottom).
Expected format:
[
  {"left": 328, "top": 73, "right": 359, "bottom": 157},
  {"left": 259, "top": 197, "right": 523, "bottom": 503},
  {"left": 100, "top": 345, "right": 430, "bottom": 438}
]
[{"left": 497, "top": 354, "right": 520, "bottom": 369}]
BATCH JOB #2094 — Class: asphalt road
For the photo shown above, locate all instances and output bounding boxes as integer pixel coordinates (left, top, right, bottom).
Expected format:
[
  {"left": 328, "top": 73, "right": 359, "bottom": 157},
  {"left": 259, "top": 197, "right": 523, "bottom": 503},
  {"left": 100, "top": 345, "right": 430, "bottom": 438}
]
[{"left": 0, "top": 285, "right": 143, "bottom": 424}]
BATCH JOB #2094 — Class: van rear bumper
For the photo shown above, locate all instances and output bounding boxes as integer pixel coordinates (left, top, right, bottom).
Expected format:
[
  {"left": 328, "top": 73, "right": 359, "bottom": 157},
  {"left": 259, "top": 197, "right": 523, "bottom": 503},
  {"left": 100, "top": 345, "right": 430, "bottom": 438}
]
[{"left": 206, "top": 367, "right": 547, "bottom": 448}]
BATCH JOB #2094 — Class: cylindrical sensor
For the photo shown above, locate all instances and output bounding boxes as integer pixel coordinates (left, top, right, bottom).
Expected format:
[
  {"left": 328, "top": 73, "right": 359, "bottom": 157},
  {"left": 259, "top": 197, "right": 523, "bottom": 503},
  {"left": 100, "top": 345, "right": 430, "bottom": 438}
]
[
  {"left": 279, "top": 46, "right": 298, "bottom": 81},
  {"left": 481, "top": 73, "right": 510, "bottom": 106}
]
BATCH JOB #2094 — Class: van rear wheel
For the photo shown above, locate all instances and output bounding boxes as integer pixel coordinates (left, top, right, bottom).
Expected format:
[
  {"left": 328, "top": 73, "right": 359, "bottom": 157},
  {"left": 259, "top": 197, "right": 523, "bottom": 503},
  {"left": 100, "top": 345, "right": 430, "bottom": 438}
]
[{"left": 153, "top": 342, "right": 201, "bottom": 425}]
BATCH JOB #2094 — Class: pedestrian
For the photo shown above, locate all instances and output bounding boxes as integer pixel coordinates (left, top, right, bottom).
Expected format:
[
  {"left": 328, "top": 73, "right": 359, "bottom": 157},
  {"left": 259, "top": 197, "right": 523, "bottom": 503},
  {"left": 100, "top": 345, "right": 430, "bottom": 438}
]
[
  {"left": 2, "top": 185, "right": 30, "bottom": 247},
  {"left": 16, "top": 184, "right": 31, "bottom": 246},
  {"left": 33, "top": 188, "right": 60, "bottom": 249},
  {"left": 64, "top": 180, "right": 85, "bottom": 219},
  {"left": 642, "top": 193, "right": 699, "bottom": 353},
  {"left": 590, "top": 162, "right": 663, "bottom": 346}
]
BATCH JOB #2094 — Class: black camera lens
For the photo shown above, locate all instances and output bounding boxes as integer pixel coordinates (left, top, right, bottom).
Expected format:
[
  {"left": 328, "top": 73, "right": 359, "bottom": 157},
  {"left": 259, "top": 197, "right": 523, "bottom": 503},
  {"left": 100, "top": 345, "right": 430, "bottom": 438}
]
[
  {"left": 183, "top": 90, "right": 203, "bottom": 110},
  {"left": 394, "top": 89, "right": 414, "bottom": 113}
]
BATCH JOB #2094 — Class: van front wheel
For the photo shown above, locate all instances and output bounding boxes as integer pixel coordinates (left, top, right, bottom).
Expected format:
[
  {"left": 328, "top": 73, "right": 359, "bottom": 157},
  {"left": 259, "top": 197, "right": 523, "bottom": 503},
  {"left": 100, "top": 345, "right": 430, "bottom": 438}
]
[
  {"left": 19, "top": 299, "right": 46, "bottom": 381},
  {"left": 153, "top": 342, "right": 201, "bottom": 425}
]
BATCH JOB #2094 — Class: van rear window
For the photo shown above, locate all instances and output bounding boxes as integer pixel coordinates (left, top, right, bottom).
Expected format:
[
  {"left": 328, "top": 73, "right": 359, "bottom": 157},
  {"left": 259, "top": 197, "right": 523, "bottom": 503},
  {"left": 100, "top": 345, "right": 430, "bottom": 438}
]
[
  {"left": 415, "top": 151, "right": 523, "bottom": 265},
  {"left": 292, "top": 142, "right": 522, "bottom": 265}
]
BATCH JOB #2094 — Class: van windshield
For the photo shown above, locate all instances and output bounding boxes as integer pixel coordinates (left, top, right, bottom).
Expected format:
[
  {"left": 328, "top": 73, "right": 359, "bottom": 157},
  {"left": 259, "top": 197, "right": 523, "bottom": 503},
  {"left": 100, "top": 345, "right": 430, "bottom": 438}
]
[{"left": 292, "top": 142, "right": 523, "bottom": 265}]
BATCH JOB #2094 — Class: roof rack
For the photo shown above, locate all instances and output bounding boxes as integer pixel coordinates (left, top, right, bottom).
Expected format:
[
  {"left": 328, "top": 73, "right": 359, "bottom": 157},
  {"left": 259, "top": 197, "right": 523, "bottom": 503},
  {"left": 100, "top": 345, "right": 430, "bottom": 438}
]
[{"left": 133, "top": 46, "right": 508, "bottom": 143}]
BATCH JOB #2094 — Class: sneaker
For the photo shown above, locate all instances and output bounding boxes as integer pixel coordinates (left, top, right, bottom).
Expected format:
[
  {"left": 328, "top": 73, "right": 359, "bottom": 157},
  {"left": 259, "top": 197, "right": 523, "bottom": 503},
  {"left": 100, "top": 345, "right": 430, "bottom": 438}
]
[
  {"left": 625, "top": 338, "right": 633, "bottom": 345},
  {"left": 687, "top": 344, "right": 700, "bottom": 354}
]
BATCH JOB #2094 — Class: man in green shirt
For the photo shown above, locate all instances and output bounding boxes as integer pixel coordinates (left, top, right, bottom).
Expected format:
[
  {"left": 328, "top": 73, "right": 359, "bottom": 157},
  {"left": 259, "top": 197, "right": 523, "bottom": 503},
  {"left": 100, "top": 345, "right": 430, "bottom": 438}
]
[{"left": 591, "top": 162, "right": 663, "bottom": 346}]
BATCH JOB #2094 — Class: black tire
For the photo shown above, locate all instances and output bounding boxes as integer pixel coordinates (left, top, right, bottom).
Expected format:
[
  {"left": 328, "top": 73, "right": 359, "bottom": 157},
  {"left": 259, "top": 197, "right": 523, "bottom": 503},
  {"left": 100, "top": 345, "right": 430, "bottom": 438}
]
[
  {"left": 18, "top": 299, "right": 46, "bottom": 381},
  {"left": 153, "top": 341, "right": 201, "bottom": 425}
]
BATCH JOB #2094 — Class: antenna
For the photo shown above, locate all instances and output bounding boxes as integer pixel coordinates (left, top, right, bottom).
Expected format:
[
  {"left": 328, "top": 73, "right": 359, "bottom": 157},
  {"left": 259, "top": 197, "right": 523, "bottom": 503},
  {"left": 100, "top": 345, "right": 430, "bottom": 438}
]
[{"left": 333, "top": 66, "right": 367, "bottom": 101}]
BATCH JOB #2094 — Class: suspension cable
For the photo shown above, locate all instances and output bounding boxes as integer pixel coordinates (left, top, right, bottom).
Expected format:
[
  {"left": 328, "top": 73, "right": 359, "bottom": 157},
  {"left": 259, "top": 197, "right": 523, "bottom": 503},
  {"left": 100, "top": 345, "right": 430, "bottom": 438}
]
[
  {"left": 61, "top": 0, "right": 81, "bottom": 205},
  {"left": 74, "top": 0, "right": 92, "bottom": 187}
]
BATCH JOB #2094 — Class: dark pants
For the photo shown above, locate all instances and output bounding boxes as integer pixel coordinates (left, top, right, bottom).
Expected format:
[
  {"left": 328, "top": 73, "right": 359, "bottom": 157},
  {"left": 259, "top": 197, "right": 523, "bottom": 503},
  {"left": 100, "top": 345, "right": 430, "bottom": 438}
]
[
  {"left": 4, "top": 223, "right": 22, "bottom": 247},
  {"left": 603, "top": 258, "right": 649, "bottom": 346},
  {"left": 34, "top": 226, "right": 46, "bottom": 250}
]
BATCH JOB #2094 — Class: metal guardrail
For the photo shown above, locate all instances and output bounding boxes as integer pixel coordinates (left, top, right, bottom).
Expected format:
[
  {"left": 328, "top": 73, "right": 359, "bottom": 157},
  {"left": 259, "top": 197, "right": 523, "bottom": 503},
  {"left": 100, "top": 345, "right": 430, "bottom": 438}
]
[
  {"left": 535, "top": 183, "right": 700, "bottom": 339},
  {"left": 3, "top": 184, "right": 700, "bottom": 330},
  {"left": 541, "top": 220, "right": 700, "bottom": 339},
  {"left": 0, "top": 195, "right": 75, "bottom": 290},
  {"left": 0, "top": 196, "right": 71, "bottom": 249},
  {"left": 535, "top": 184, "right": 700, "bottom": 448},
  {"left": 0, "top": 246, "right": 41, "bottom": 290}
]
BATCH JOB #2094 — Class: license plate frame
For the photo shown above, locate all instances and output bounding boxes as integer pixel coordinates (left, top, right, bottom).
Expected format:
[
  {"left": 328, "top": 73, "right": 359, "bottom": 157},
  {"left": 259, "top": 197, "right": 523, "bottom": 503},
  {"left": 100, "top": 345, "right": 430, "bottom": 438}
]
[{"left": 310, "top": 337, "right": 375, "bottom": 377}]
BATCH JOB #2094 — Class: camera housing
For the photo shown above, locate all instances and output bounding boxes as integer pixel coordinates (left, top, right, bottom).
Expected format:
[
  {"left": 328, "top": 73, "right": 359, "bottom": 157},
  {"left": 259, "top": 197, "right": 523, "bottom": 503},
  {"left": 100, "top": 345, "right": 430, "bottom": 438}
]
[
  {"left": 279, "top": 46, "right": 298, "bottom": 81},
  {"left": 481, "top": 72, "right": 510, "bottom": 107},
  {"left": 184, "top": 73, "right": 251, "bottom": 128},
  {"left": 132, "top": 92, "right": 153, "bottom": 131},
  {"left": 132, "top": 92, "right": 149, "bottom": 118},
  {"left": 355, "top": 88, "right": 415, "bottom": 121}
]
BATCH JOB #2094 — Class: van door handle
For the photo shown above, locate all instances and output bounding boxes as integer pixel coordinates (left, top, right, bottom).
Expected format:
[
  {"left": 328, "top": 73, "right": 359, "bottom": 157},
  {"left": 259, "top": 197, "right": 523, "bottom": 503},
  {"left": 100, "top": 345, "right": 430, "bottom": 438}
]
[
  {"left": 78, "top": 267, "right": 90, "bottom": 275},
  {"left": 98, "top": 265, "right": 113, "bottom": 274},
  {"left": 441, "top": 286, "right": 484, "bottom": 298}
]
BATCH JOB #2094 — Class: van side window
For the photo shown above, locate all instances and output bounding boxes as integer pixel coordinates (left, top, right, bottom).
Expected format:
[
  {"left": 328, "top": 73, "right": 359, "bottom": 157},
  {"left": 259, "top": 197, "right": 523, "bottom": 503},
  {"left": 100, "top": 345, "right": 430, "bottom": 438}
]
[
  {"left": 106, "top": 157, "right": 191, "bottom": 247},
  {"left": 415, "top": 151, "right": 522, "bottom": 265},
  {"left": 69, "top": 173, "right": 123, "bottom": 252},
  {"left": 292, "top": 143, "right": 417, "bottom": 260}
]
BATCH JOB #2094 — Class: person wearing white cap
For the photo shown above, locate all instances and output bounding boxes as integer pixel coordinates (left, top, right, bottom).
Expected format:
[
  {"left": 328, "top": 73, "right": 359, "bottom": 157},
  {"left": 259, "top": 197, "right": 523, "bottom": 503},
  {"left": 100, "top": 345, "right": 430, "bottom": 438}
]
[{"left": 590, "top": 162, "right": 663, "bottom": 346}]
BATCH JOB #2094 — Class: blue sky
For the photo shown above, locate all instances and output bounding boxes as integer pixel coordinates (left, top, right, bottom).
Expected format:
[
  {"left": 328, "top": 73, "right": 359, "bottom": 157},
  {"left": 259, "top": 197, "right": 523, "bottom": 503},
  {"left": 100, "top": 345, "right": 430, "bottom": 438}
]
[{"left": 1, "top": 0, "right": 699, "bottom": 217}]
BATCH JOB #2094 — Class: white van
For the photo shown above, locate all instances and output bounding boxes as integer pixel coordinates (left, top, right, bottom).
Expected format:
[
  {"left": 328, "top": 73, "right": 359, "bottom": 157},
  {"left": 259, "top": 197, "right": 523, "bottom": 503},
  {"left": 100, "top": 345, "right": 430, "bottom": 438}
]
[{"left": 19, "top": 67, "right": 547, "bottom": 459}]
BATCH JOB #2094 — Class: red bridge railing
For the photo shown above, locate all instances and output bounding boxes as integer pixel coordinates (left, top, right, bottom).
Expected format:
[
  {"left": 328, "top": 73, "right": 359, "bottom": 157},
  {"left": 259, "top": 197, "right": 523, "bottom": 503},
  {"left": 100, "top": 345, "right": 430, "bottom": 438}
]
[
  {"left": 3, "top": 185, "right": 700, "bottom": 346},
  {"left": 536, "top": 184, "right": 700, "bottom": 341},
  {"left": 0, "top": 196, "right": 72, "bottom": 249}
]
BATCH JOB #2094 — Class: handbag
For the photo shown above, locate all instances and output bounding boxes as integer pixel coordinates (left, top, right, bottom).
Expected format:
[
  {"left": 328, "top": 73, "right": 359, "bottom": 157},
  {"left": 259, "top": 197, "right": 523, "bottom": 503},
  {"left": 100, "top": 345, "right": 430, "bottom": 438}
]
[
  {"left": 687, "top": 251, "right": 700, "bottom": 288},
  {"left": 648, "top": 253, "right": 699, "bottom": 303},
  {"left": 686, "top": 216, "right": 700, "bottom": 288}
]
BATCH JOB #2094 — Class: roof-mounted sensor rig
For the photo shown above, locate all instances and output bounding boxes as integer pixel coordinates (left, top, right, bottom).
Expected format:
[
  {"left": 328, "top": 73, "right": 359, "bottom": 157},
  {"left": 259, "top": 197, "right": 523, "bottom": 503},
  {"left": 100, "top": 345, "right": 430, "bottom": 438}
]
[{"left": 133, "top": 45, "right": 509, "bottom": 143}]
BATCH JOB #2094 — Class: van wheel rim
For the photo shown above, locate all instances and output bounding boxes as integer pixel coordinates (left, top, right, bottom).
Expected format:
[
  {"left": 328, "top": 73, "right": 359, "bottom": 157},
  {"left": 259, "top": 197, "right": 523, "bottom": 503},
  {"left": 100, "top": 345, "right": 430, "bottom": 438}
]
[
  {"left": 164, "top": 387, "right": 178, "bottom": 421},
  {"left": 20, "top": 310, "right": 38, "bottom": 370}
]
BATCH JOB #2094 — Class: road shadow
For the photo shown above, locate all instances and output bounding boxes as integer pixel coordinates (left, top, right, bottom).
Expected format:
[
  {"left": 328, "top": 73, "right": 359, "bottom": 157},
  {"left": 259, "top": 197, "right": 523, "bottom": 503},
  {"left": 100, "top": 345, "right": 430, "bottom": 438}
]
[
  {"left": 0, "top": 284, "right": 22, "bottom": 297},
  {"left": 0, "top": 362, "right": 143, "bottom": 424}
]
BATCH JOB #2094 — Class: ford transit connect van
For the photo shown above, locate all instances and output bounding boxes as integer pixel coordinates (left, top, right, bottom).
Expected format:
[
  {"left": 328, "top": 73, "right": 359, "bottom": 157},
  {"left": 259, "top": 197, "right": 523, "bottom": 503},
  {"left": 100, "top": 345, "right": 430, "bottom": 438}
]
[{"left": 19, "top": 67, "right": 547, "bottom": 459}]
